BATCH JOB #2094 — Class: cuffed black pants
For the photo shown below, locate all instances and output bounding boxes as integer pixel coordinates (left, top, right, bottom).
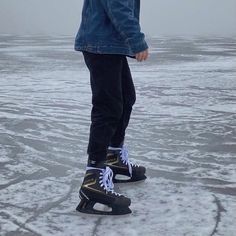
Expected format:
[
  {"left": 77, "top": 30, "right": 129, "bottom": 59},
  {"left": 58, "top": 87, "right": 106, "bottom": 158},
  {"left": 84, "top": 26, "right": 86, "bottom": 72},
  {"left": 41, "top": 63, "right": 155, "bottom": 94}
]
[{"left": 82, "top": 51, "right": 136, "bottom": 163}]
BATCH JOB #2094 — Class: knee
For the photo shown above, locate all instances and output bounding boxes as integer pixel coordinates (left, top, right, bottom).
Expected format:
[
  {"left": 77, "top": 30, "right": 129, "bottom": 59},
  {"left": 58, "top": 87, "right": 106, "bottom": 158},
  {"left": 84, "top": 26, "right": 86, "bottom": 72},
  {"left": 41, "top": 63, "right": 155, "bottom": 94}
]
[
  {"left": 92, "top": 99, "right": 123, "bottom": 122},
  {"left": 111, "top": 100, "right": 123, "bottom": 120}
]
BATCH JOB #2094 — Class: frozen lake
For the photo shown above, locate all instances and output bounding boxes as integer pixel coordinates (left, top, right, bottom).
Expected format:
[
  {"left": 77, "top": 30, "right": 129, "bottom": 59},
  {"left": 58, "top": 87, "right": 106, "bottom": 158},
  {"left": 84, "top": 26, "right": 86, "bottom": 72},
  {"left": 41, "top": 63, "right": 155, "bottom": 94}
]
[{"left": 0, "top": 35, "right": 236, "bottom": 236}]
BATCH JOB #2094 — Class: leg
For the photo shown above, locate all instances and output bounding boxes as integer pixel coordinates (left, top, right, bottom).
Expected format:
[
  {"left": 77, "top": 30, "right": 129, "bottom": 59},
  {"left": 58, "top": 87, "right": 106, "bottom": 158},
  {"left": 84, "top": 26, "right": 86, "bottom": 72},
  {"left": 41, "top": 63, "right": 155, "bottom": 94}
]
[
  {"left": 110, "top": 57, "right": 136, "bottom": 147},
  {"left": 82, "top": 51, "right": 125, "bottom": 166},
  {"left": 106, "top": 58, "right": 146, "bottom": 182},
  {"left": 77, "top": 52, "right": 132, "bottom": 215}
]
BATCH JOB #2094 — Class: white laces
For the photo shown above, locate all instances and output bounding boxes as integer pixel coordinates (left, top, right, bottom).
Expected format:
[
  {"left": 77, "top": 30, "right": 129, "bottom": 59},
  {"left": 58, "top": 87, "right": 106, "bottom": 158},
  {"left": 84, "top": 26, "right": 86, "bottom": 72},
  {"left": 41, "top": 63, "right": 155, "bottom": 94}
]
[
  {"left": 99, "top": 167, "right": 121, "bottom": 196},
  {"left": 120, "top": 145, "right": 139, "bottom": 177}
]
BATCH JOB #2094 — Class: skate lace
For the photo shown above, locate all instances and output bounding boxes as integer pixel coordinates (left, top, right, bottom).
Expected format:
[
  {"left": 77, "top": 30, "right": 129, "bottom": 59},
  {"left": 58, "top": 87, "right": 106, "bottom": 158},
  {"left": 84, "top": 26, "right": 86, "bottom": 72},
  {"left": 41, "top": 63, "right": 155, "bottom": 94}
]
[
  {"left": 120, "top": 145, "right": 139, "bottom": 177},
  {"left": 99, "top": 167, "right": 121, "bottom": 196}
]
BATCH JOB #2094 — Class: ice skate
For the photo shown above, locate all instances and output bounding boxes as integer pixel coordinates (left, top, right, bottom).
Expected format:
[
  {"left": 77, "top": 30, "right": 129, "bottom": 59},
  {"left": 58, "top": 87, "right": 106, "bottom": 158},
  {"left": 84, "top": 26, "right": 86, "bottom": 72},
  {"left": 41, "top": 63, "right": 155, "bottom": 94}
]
[
  {"left": 76, "top": 166, "right": 131, "bottom": 215},
  {"left": 106, "top": 145, "right": 147, "bottom": 183}
]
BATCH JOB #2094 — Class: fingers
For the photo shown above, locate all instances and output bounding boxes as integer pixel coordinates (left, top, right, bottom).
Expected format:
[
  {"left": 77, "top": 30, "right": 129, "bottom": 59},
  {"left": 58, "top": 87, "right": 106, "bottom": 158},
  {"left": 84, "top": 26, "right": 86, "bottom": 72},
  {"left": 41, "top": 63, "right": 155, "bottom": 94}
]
[{"left": 135, "top": 49, "right": 149, "bottom": 62}]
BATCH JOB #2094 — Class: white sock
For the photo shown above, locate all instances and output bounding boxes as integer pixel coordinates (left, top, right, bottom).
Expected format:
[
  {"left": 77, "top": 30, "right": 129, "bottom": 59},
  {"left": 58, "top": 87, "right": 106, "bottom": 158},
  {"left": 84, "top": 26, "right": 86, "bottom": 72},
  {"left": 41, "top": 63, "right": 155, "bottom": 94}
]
[{"left": 108, "top": 146, "right": 122, "bottom": 151}]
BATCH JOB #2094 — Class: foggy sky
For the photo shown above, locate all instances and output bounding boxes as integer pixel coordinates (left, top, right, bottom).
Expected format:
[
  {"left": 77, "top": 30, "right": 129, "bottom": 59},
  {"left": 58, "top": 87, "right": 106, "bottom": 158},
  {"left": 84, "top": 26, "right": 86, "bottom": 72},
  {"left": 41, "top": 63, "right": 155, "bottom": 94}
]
[{"left": 0, "top": 0, "right": 236, "bottom": 37}]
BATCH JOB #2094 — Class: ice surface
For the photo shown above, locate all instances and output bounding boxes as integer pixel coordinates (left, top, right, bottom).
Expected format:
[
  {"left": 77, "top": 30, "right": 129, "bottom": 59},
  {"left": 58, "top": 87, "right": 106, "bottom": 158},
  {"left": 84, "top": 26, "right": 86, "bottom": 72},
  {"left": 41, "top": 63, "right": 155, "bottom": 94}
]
[{"left": 0, "top": 35, "right": 236, "bottom": 236}]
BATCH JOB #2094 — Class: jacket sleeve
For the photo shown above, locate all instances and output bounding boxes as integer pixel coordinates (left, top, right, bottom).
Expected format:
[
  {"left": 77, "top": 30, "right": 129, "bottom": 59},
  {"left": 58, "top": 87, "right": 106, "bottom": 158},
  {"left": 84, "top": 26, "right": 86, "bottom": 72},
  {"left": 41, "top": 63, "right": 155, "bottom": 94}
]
[{"left": 99, "top": 0, "right": 148, "bottom": 54}]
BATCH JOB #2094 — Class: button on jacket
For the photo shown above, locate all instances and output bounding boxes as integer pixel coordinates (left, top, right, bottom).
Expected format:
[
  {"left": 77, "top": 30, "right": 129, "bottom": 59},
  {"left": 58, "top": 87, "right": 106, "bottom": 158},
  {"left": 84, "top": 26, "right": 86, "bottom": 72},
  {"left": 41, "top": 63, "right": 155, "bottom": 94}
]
[{"left": 74, "top": 0, "right": 148, "bottom": 57}]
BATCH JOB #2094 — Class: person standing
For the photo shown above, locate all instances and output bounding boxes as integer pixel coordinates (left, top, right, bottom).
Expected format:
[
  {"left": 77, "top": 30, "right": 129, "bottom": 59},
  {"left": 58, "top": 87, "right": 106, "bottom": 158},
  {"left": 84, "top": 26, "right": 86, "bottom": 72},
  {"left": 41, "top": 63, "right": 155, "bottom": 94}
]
[{"left": 74, "top": 0, "right": 149, "bottom": 215}]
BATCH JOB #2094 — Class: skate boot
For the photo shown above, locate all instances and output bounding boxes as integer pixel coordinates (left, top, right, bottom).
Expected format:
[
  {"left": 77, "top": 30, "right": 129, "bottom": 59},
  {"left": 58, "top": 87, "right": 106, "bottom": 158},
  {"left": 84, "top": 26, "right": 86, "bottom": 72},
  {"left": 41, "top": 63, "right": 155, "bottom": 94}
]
[
  {"left": 105, "top": 145, "right": 146, "bottom": 183},
  {"left": 76, "top": 166, "right": 131, "bottom": 215}
]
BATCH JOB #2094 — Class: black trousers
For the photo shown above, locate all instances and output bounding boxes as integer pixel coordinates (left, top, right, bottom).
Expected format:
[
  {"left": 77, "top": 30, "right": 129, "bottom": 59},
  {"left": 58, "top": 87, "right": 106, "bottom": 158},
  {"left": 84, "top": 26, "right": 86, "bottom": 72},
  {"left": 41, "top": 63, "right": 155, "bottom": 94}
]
[{"left": 82, "top": 51, "right": 136, "bottom": 162}]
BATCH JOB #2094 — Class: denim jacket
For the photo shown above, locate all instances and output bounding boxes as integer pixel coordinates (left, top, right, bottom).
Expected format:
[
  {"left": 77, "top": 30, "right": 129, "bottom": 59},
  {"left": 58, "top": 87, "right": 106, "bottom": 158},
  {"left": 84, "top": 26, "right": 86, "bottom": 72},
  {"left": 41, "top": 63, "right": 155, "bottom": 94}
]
[{"left": 74, "top": 0, "right": 148, "bottom": 57}]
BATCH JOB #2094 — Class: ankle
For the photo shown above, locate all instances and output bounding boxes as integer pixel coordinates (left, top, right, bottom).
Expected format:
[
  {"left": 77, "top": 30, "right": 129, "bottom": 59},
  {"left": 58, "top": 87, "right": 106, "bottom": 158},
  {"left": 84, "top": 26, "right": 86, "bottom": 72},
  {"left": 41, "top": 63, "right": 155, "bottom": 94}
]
[{"left": 109, "top": 140, "right": 124, "bottom": 149}]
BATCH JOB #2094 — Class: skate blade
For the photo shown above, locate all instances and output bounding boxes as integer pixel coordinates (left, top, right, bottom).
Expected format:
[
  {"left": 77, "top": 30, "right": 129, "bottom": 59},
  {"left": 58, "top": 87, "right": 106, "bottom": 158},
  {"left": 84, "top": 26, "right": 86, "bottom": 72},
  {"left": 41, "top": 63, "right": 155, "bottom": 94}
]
[
  {"left": 114, "top": 174, "right": 147, "bottom": 183},
  {"left": 76, "top": 198, "right": 132, "bottom": 215}
]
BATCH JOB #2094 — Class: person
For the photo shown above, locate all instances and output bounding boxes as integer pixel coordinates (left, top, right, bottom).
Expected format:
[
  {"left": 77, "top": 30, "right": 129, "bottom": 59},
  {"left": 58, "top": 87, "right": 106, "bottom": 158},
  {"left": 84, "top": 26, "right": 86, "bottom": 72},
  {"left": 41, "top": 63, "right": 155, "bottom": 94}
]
[{"left": 74, "top": 0, "right": 149, "bottom": 215}]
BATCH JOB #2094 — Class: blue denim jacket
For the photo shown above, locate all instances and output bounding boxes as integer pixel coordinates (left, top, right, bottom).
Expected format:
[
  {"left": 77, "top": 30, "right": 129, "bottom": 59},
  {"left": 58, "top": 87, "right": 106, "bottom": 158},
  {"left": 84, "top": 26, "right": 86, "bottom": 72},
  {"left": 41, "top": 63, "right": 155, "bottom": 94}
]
[{"left": 74, "top": 0, "right": 148, "bottom": 57}]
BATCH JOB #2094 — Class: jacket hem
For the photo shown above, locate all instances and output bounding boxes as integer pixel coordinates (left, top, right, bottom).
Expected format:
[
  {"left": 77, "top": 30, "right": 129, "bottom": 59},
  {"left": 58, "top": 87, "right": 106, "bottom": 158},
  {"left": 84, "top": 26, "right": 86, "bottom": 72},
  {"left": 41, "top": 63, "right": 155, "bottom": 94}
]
[{"left": 74, "top": 44, "right": 135, "bottom": 58}]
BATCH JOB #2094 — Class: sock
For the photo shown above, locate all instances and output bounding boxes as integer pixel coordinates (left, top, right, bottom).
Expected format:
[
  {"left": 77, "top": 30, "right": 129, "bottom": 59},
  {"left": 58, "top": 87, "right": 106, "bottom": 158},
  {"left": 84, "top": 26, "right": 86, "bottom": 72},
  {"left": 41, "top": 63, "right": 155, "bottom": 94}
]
[
  {"left": 87, "top": 159, "right": 106, "bottom": 169},
  {"left": 108, "top": 146, "right": 122, "bottom": 151}
]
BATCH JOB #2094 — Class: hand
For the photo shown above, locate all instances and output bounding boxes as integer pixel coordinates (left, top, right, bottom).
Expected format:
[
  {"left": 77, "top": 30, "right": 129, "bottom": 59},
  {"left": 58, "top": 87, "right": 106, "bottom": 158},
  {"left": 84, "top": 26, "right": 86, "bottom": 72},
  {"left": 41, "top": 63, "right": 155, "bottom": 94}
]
[{"left": 135, "top": 49, "right": 149, "bottom": 62}]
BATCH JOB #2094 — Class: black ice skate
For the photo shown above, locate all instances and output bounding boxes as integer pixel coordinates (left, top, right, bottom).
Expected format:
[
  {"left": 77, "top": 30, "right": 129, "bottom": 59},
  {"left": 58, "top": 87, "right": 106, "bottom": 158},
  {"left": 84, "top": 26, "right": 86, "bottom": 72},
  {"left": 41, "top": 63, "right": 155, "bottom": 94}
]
[
  {"left": 76, "top": 166, "right": 131, "bottom": 215},
  {"left": 105, "top": 145, "right": 146, "bottom": 183}
]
